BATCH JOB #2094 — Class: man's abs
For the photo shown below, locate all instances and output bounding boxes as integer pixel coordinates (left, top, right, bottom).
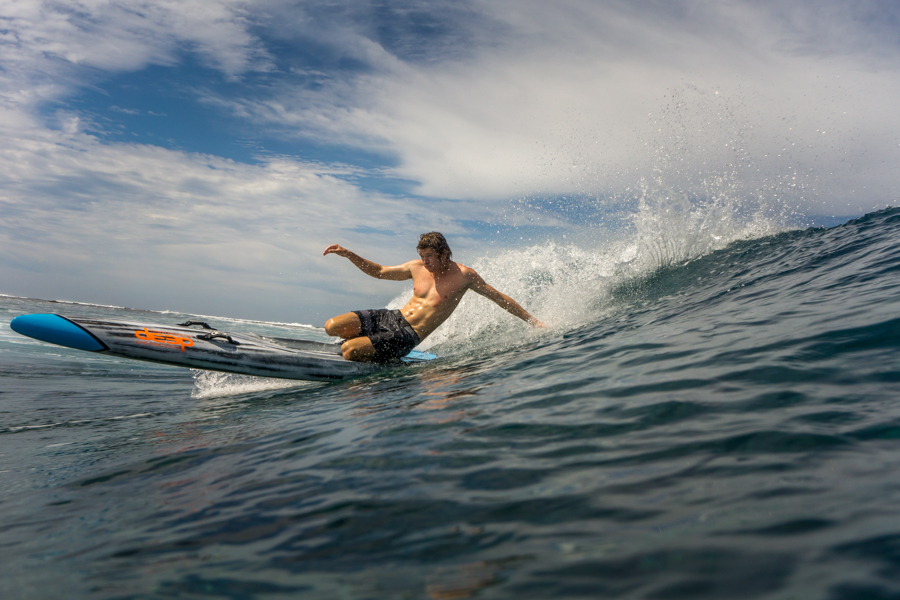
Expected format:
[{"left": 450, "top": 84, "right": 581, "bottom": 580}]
[{"left": 400, "top": 295, "right": 463, "bottom": 340}]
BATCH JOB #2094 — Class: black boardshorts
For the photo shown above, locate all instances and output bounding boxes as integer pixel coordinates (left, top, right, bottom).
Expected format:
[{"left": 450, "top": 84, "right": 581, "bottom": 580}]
[{"left": 352, "top": 309, "right": 421, "bottom": 362}]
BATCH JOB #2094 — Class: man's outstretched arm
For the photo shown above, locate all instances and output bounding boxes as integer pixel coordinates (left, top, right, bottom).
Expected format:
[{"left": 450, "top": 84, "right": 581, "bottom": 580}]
[
  {"left": 469, "top": 273, "right": 546, "bottom": 327},
  {"left": 323, "top": 244, "right": 412, "bottom": 281}
]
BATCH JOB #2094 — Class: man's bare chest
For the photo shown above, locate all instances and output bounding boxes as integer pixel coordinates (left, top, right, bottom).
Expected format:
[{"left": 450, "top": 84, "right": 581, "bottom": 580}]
[{"left": 413, "top": 275, "right": 467, "bottom": 306}]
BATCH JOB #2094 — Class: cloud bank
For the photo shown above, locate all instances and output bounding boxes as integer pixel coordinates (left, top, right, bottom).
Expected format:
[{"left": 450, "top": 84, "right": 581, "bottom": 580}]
[
  {"left": 1, "top": 0, "right": 898, "bottom": 321},
  {"left": 221, "top": 0, "right": 900, "bottom": 209}
]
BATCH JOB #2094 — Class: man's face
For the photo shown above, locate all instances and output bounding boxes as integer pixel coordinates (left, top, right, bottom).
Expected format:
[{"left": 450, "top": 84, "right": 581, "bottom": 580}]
[{"left": 418, "top": 248, "right": 446, "bottom": 273}]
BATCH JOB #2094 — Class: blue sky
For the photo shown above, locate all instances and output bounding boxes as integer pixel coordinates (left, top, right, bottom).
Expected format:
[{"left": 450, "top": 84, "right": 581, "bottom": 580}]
[{"left": 2, "top": 0, "right": 899, "bottom": 323}]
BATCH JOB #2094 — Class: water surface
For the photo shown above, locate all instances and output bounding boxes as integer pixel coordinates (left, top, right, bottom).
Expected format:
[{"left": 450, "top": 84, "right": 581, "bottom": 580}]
[{"left": 3, "top": 208, "right": 900, "bottom": 599}]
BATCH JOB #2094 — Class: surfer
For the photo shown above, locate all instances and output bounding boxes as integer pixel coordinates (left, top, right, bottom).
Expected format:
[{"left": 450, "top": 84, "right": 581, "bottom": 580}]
[{"left": 323, "top": 232, "right": 545, "bottom": 362}]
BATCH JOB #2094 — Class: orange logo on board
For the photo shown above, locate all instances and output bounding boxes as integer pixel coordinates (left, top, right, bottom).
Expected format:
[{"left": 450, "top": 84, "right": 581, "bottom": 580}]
[{"left": 134, "top": 328, "right": 194, "bottom": 352}]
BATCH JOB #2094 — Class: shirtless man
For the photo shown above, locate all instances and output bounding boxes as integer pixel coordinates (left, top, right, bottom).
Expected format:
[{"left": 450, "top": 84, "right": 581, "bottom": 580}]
[{"left": 323, "top": 232, "right": 545, "bottom": 362}]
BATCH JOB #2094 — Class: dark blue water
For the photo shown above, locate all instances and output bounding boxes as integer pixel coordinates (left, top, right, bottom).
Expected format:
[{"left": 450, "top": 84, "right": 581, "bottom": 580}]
[{"left": 3, "top": 208, "right": 900, "bottom": 599}]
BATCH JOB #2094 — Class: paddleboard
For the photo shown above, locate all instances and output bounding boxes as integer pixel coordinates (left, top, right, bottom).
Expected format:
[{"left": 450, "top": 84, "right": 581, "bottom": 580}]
[{"left": 9, "top": 314, "right": 436, "bottom": 381}]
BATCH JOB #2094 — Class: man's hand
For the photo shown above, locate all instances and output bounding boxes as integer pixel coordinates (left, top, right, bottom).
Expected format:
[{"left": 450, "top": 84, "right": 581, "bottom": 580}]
[{"left": 323, "top": 244, "right": 351, "bottom": 257}]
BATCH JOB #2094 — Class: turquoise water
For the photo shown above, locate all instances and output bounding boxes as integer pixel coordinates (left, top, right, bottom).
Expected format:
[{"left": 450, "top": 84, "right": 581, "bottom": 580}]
[{"left": 3, "top": 208, "right": 900, "bottom": 599}]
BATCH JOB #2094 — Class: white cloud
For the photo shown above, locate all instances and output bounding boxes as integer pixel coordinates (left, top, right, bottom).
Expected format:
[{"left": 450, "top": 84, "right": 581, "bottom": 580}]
[
  {"left": 5, "top": 0, "right": 897, "bottom": 217},
  {"left": 1, "top": 0, "right": 899, "bottom": 321},
  {"left": 0, "top": 118, "right": 468, "bottom": 322},
  {"left": 0, "top": 0, "right": 273, "bottom": 110},
  {"left": 212, "top": 0, "right": 900, "bottom": 214}
]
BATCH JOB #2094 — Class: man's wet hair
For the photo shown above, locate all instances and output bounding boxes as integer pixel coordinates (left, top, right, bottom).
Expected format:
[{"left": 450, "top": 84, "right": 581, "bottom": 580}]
[{"left": 417, "top": 232, "right": 452, "bottom": 259}]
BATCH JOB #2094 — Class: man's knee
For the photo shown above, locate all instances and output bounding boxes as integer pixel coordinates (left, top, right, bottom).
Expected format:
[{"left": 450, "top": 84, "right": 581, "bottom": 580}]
[
  {"left": 324, "top": 318, "right": 339, "bottom": 337},
  {"left": 324, "top": 313, "right": 361, "bottom": 338},
  {"left": 341, "top": 338, "right": 376, "bottom": 362}
]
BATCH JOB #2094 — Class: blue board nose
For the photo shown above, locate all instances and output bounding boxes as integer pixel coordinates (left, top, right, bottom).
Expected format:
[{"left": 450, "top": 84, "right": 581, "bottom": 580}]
[{"left": 10, "top": 314, "right": 106, "bottom": 352}]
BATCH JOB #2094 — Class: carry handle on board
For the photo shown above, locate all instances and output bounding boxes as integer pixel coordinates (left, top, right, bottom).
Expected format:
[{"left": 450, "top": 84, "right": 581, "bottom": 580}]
[
  {"left": 177, "top": 321, "right": 240, "bottom": 345},
  {"left": 196, "top": 331, "right": 240, "bottom": 345},
  {"left": 178, "top": 320, "right": 214, "bottom": 330}
]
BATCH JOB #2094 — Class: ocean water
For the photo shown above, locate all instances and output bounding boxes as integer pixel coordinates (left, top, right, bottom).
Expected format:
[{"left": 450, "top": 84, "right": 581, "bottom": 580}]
[{"left": 2, "top": 207, "right": 900, "bottom": 599}]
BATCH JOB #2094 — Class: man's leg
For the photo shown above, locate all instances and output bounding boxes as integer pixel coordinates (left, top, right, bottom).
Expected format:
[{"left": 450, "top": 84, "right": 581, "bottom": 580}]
[
  {"left": 325, "top": 312, "right": 378, "bottom": 362},
  {"left": 324, "top": 312, "right": 362, "bottom": 339}
]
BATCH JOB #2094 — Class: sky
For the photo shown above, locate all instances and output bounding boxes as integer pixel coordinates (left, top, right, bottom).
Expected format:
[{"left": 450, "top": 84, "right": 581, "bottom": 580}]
[{"left": 1, "top": 0, "right": 899, "bottom": 323}]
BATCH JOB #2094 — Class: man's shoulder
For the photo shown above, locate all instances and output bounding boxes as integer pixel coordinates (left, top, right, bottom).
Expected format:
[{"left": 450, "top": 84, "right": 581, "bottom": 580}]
[
  {"left": 405, "top": 258, "right": 425, "bottom": 275},
  {"left": 457, "top": 264, "right": 483, "bottom": 282}
]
